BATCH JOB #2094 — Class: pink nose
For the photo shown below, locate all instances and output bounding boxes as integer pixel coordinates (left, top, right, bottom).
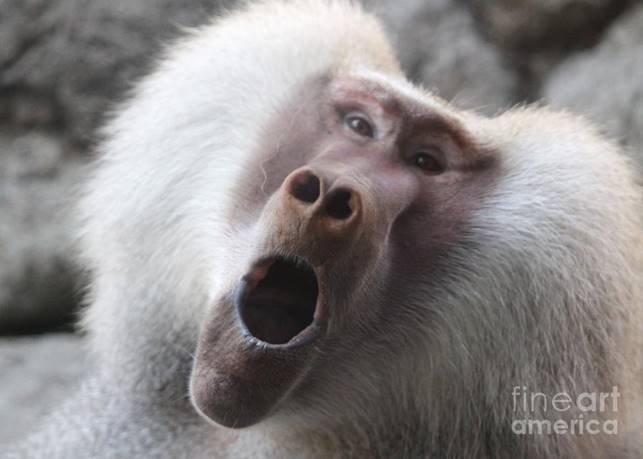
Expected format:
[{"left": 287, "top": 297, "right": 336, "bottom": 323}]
[{"left": 282, "top": 168, "right": 363, "bottom": 241}]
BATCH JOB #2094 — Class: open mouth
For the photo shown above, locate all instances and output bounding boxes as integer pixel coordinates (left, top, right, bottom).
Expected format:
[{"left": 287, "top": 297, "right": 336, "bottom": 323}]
[{"left": 237, "top": 256, "right": 319, "bottom": 346}]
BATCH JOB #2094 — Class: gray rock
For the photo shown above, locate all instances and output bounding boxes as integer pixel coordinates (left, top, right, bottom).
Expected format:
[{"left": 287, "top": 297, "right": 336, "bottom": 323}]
[
  {"left": 0, "top": 131, "right": 86, "bottom": 334},
  {"left": 543, "top": 5, "right": 643, "bottom": 165},
  {"left": 0, "top": 0, "right": 234, "bottom": 145},
  {"left": 0, "top": 334, "right": 87, "bottom": 446},
  {"left": 469, "top": 0, "right": 632, "bottom": 53},
  {"left": 365, "top": 0, "right": 518, "bottom": 114}
]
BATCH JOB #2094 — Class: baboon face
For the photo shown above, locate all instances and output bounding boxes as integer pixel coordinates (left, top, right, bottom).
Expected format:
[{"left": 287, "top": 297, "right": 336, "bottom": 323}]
[{"left": 190, "top": 75, "right": 499, "bottom": 428}]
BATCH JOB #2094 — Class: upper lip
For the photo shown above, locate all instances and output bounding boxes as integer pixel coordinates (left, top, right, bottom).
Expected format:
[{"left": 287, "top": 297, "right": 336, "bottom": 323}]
[{"left": 235, "top": 254, "right": 323, "bottom": 349}]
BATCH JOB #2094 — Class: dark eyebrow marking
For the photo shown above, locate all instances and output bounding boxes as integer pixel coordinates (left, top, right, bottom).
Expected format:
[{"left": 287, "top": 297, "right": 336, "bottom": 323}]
[
  {"left": 465, "top": 151, "right": 499, "bottom": 172},
  {"left": 412, "top": 113, "right": 470, "bottom": 149},
  {"left": 410, "top": 112, "right": 498, "bottom": 172}
]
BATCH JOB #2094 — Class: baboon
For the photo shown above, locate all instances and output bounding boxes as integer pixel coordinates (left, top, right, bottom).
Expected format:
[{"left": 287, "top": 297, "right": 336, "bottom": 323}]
[{"left": 6, "top": 1, "right": 642, "bottom": 458}]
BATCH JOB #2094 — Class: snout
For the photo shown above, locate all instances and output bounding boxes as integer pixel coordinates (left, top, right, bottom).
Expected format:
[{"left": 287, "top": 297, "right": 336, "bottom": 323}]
[
  {"left": 232, "top": 167, "right": 369, "bottom": 349},
  {"left": 191, "top": 163, "right": 415, "bottom": 429}
]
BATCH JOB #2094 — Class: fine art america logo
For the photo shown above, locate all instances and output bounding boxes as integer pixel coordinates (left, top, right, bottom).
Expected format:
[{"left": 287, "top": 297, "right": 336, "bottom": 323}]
[{"left": 511, "top": 386, "right": 620, "bottom": 435}]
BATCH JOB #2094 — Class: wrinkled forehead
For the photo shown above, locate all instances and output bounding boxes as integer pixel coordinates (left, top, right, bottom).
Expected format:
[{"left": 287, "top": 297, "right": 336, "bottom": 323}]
[{"left": 329, "top": 69, "right": 449, "bottom": 116}]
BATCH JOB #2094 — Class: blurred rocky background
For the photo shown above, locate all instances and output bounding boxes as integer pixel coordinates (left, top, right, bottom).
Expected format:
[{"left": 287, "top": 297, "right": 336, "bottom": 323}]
[{"left": 1, "top": 0, "right": 641, "bottom": 446}]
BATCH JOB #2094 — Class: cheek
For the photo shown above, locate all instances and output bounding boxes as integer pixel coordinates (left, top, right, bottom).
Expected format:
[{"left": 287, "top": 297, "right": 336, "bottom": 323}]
[{"left": 389, "top": 181, "right": 480, "bottom": 274}]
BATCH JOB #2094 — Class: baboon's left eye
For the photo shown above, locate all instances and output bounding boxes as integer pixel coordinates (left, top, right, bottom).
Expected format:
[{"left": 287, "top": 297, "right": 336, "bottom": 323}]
[{"left": 412, "top": 151, "right": 445, "bottom": 174}]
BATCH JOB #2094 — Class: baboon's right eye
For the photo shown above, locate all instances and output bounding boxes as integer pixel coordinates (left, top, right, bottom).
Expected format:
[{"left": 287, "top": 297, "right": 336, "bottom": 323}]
[{"left": 344, "top": 114, "right": 374, "bottom": 138}]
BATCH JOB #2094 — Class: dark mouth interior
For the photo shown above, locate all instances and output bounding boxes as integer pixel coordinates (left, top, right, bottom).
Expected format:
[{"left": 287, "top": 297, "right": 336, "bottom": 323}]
[{"left": 239, "top": 257, "right": 318, "bottom": 345}]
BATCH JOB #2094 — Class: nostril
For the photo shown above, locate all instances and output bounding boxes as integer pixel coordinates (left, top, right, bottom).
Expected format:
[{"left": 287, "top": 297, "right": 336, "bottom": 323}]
[
  {"left": 289, "top": 171, "right": 321, "bottom": 204},
  {"left": 324, "top": 188, "right": 354, "bottom": 220}
]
